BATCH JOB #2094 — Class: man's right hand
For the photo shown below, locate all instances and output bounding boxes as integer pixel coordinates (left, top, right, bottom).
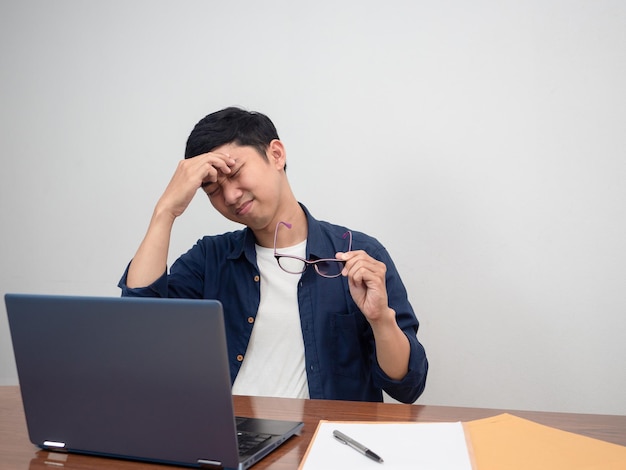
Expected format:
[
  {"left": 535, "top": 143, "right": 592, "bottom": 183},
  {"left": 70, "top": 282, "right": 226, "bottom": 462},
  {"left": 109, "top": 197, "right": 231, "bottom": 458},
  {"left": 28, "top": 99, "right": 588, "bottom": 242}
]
[{"left": 156, "top": 152, "right": 236, "bottom": 219}]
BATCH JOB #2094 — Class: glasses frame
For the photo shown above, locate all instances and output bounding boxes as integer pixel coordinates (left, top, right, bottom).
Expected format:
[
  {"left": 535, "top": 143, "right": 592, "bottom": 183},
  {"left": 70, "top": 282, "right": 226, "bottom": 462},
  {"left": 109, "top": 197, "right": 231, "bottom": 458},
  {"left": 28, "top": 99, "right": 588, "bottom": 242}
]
[{"left": 273, "top": 221, "right": 352, "bottom": 278}]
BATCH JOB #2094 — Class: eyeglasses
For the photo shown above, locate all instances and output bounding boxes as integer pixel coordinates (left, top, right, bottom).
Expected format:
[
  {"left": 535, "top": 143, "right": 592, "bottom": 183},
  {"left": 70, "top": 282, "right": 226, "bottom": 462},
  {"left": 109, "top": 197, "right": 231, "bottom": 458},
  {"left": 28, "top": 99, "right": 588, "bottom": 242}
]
[{"left": 273, "top": 221, "right": 352, "bottom": 278}]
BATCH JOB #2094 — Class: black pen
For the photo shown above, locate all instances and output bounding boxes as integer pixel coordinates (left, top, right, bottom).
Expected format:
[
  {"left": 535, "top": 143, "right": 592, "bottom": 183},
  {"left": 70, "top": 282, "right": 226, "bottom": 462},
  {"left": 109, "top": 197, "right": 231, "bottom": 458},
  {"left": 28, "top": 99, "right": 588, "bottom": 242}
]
[{"left": 333, "top": 429, "right": 384, "bottom": 463}]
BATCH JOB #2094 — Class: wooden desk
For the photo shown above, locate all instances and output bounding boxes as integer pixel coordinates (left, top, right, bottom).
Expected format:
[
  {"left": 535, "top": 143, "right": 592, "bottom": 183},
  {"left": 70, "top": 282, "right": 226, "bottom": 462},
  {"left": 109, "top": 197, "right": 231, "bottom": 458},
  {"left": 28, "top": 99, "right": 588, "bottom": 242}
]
[{"left": 2, "top": 386, "right": 625, "bottom": 469}]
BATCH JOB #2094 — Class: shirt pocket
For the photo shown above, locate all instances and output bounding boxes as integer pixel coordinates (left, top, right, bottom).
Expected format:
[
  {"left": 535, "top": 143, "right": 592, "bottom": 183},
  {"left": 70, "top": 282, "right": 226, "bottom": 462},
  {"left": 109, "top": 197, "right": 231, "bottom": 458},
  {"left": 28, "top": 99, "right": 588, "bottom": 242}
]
[{"left": 329, "top": 311, "right": 366, "bottom": 379}]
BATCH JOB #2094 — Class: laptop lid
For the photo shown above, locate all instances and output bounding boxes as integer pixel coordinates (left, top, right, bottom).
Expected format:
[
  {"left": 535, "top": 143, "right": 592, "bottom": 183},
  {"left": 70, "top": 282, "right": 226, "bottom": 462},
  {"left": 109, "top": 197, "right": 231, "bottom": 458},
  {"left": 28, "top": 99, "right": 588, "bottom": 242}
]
[{"left": 5, "top": 294, "right": 303, "bottom": 469}]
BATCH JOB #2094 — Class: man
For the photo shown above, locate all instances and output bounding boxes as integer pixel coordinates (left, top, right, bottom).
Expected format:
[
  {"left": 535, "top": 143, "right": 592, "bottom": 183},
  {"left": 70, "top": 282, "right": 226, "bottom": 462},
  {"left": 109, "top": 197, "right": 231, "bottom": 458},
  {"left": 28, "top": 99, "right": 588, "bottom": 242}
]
[{"left": 119, "top": 107, "right": 428, "bottom": 403}]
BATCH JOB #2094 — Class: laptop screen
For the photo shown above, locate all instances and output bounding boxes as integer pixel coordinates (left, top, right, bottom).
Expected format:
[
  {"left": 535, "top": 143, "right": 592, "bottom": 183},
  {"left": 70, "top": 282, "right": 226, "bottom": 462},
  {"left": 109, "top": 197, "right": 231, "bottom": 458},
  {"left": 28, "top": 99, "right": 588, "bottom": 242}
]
[{"left": 6, "top": 294, "right": 243, "bottom": 468}]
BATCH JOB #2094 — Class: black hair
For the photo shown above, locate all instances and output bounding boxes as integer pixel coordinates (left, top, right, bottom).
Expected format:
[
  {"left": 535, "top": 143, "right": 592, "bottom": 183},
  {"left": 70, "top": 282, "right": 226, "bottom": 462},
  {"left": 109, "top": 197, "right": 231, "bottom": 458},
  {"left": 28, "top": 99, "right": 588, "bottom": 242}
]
[{"left": 184, "top": 107, "right": 280, "bottom": 160}]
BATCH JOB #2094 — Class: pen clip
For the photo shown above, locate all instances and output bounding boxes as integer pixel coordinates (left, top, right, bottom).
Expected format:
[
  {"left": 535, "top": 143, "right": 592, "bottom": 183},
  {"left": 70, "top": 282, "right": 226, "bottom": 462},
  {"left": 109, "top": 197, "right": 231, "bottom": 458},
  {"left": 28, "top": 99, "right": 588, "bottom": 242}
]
[{"left": 333, "top": 432, "right": 348, "bottom": 445}]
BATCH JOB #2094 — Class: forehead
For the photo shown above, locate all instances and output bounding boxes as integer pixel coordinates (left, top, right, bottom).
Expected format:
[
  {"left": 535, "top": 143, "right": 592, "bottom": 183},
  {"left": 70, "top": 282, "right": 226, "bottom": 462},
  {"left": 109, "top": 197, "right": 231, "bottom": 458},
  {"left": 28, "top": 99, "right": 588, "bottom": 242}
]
[{"left": 212, "top": 143, "right": 264, "bottom": 161}]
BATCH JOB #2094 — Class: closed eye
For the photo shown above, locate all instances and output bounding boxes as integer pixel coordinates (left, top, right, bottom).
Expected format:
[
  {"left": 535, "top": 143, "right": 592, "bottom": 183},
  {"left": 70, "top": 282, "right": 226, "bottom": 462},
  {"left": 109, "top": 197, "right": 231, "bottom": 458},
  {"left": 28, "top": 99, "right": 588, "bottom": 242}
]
[
  {"left": 203, "top": 164, "right": 243, "bottom": 197},
  {"left": 229, "top": 165, "right": 243, "bottom": 179},
  {"left": 206, "top": 186, "right": 221, "bottom": 197}
]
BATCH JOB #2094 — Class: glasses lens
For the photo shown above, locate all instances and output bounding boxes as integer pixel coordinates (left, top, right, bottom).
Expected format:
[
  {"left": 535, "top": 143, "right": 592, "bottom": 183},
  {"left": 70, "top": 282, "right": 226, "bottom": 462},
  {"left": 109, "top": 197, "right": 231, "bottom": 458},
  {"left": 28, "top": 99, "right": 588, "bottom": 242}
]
[
  {"left": 314, "top": 260, "right": 344, "bottom": 277},
  {"left": 277, "top": 256, "right": 306, "bottom": 274}
]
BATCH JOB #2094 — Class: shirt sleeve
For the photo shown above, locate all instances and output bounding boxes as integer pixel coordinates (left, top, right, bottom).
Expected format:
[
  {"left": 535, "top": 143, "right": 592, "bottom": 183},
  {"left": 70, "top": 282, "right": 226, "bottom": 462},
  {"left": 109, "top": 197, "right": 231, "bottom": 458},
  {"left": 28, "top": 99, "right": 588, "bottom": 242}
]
[
  {"left": 117, "top": 241, "right": 208, "bottom": 299},
  {"left": 118, "top": 262, "right": 169, "bottom": 297},
  {"left": 369, "top": 247, "right": 429, "bottom": 403},
  {"left": 372, "top": 332, "right": 429, "bottom": 403}
]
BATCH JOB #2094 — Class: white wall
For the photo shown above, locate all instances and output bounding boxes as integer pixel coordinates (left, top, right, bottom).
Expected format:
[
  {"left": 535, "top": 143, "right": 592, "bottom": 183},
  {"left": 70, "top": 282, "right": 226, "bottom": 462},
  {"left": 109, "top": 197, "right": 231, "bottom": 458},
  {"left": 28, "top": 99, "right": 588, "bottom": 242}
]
[{"left": 1, "top": 1, "right": 625, "bottom": 414}]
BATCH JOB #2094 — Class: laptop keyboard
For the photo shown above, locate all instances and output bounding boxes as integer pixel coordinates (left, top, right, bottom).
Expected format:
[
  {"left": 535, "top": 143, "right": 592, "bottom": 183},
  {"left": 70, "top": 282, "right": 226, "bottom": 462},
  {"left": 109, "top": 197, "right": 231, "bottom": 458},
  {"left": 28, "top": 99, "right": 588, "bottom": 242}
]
[{"left": 237, "top": 431, "right": 272, "bottom": 455}]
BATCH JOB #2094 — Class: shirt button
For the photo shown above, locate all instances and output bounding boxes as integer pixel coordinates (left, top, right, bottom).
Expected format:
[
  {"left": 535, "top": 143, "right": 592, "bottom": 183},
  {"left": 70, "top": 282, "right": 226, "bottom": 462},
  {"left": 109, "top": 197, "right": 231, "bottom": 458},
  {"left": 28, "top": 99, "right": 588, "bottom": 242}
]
[
  {"left": 253, "top": 275, "right": 260, "bottom": 282},
  {"left": 247, "top": 317, "right": 254, "bottom": 324},
  {"left": 237, "top": 354, "right": 244, "bottom": 362}
]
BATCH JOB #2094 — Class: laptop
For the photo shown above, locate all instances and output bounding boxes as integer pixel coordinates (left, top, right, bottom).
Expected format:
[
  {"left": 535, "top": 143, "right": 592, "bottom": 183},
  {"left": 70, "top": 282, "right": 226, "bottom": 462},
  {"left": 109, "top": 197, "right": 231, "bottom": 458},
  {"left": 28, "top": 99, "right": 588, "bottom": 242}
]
[{"left": 5, "top": 293, "right": 304, "bottom": 469}]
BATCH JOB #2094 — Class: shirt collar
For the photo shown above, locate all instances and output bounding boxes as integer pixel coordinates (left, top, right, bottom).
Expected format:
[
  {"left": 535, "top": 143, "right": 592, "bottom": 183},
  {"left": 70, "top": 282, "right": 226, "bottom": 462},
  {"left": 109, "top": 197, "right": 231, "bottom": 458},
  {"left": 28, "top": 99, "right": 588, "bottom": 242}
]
[
  {"left": 301, "top": 203, "right": 327, "bottom": 259},
  {"left": 226, "top": 203, "right": 331, "bottom": 263},
  {"left": 225, "top": 227, "right": 257, "bottom": 265}
]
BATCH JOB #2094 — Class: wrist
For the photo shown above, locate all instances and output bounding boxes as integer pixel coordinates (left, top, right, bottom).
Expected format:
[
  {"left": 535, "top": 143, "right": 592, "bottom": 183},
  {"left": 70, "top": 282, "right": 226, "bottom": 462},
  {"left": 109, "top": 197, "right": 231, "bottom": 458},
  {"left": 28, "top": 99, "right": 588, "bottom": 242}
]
[
  {"left": 152, "top": 203, "right": 178, "bottom": 225},
  {"left": 368, "top": 308, "right": 398, "bottom": 332}
]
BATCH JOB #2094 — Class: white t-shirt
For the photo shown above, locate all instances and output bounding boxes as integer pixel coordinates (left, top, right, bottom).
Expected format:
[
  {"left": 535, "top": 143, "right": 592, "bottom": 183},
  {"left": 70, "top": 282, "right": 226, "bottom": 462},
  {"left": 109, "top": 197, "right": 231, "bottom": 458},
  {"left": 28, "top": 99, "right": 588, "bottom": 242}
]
[{"left": 231, "top": 240, "right": 310, "bottom": 399}]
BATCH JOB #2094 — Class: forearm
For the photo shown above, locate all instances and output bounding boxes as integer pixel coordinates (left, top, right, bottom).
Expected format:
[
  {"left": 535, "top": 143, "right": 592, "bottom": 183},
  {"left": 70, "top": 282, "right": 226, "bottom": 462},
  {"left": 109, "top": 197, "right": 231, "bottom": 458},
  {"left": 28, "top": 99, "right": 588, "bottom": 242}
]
[
  {"left": 370, "top": 309, "right": 411, "bottom": 380},
  {"left": 126, "top": 208, "right": 176, "bottom": 288}
]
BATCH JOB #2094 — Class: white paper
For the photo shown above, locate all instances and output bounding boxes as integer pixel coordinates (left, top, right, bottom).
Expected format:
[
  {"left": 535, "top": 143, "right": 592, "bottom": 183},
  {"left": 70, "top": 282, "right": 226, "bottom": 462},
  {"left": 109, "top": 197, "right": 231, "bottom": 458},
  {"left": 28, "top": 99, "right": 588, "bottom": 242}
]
[{"left": 299, "top": 421, "right": 472, "bottom": 470}]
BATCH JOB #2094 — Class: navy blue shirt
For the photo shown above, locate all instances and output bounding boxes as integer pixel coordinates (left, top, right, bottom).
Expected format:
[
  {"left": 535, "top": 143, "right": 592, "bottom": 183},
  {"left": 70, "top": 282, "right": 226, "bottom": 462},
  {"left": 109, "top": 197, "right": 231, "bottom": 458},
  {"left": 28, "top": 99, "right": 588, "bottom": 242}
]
[{"left": 119, "top": 205, "right": 428, "bottom": 403}]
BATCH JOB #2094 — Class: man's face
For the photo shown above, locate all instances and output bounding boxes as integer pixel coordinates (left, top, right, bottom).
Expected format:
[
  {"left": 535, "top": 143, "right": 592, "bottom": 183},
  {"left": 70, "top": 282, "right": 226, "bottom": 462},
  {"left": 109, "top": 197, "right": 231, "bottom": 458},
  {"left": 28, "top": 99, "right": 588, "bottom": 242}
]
[{"left": 201, "top": 142, "right": 286, "bottom": 231}]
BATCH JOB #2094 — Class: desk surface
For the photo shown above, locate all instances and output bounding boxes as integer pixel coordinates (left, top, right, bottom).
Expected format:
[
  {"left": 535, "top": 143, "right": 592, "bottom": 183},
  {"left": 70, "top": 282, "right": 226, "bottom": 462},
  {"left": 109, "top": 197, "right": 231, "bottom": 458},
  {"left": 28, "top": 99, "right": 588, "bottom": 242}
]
[{"left": 2, "top": 386, "right": 625, "bottom": 469}]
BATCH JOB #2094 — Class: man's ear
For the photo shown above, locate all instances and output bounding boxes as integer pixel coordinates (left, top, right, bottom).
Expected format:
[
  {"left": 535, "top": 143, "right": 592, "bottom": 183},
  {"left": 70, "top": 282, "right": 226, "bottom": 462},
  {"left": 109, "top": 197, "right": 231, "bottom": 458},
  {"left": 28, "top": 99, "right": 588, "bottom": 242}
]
[{"left": 267, "top": 139, "right": 286, "bottom": 170}]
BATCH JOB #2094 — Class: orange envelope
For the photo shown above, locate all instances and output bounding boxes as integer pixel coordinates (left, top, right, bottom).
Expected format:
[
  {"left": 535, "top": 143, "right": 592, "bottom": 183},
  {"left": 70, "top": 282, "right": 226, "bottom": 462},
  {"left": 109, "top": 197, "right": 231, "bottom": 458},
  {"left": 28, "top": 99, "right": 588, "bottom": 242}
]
[{"left": 464, "top": 413, "right": 626, "bottom": 470}]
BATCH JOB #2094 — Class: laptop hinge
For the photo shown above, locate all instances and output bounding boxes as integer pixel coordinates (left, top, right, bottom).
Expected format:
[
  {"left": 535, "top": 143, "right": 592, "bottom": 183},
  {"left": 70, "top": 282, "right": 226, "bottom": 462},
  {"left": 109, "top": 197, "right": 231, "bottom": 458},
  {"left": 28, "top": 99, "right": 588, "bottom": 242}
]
[
  {"left": 43, "top": 441, "right": 67, "bottom": 452},
  {"left": 197, "top": 459, "right": 223, "bottom": 469}
]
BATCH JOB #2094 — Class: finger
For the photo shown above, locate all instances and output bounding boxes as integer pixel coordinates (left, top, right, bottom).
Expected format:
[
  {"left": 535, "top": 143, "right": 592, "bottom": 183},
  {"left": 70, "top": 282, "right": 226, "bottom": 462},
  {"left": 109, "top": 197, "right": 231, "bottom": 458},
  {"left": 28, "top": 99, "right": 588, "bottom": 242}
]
[
  {"left": 347, "top": 259, "right": 387, "bottom": 288},
  {"left": 208, "top": 152, "right": 237, "bottom": 172},
  {"left": 339, "top": 251, "right": 381, "bottom": 271},
  {"left": 195, "top": 154, "right": 236, "bottom": 186},
  {"left": 204, "top": 153, "right": 236, "bottom": 175},
  {"left": 337, "top": 251, "right": 366, "bottom": 276}
]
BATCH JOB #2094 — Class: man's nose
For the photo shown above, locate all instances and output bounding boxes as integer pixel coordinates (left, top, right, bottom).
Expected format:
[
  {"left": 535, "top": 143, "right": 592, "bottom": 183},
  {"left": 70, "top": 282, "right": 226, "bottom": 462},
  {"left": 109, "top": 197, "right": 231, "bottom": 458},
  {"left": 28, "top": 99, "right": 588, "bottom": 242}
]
[{"left": 221, "top": 180, "right": 241, "bottom": 206}]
